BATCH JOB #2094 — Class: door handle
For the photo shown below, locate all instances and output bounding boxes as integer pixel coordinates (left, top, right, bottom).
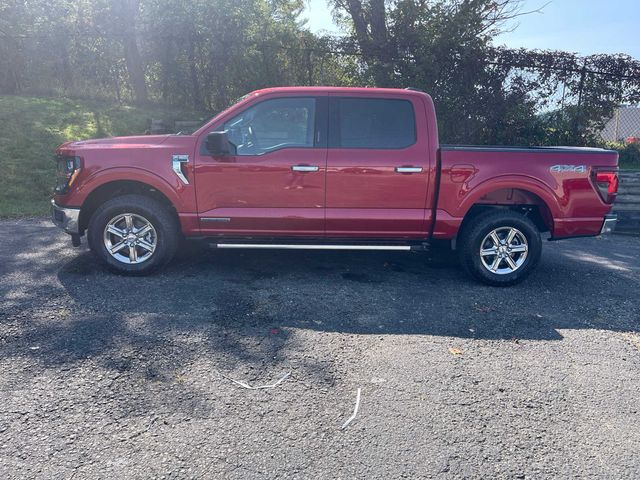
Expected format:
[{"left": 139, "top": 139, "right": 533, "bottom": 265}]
[
  {"left": 395, "top": 166, "right": 423, "bottom": 174},
  {"left": 291, "top": 165, "right": 320, "bottom": 172}
]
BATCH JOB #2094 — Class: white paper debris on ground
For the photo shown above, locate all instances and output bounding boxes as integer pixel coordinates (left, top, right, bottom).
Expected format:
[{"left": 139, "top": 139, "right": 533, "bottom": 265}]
[
  {"left": 223, "top": 371, "right": 291, "bottom": 390},
  {"left": 341, "top": 388, "right": 362, "bottom": 430}
]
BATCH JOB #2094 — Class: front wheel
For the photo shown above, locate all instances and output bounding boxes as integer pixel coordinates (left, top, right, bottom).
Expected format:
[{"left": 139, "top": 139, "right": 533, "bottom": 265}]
[
  {"left": 87, "top": 194, "right": 179, "bottom": 275},
  {"left": 458, "top": 210, "right": 542, "bottom": 286}
]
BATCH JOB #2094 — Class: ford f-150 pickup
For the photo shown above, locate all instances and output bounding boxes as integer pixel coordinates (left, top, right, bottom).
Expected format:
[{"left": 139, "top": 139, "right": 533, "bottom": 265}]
[{"left": 51, "top": 87, "right": 619, "bottom": 285}]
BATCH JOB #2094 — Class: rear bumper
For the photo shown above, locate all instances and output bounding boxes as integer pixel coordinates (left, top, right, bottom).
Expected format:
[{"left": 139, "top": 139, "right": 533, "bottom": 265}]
[
  {"left": 600, "top": 213, "right": 617, "bottom": 235},
  {"left": 51, "top": 200, "right": 81, "bottom": 234}
]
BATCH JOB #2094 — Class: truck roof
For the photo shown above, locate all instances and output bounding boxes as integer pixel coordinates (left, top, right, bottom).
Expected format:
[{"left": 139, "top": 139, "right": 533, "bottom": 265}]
[{"left": 248, "top": 86, "right": 432, "bottom": 98}]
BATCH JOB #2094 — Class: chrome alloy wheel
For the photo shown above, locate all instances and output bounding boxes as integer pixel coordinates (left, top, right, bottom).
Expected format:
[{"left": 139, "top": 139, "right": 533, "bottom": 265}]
[
  {"left": 103, "top": 213, "right": 157, "bottom": 264},
  {"left": 479, "top": 226, "right": 528, "bottom": 275}
]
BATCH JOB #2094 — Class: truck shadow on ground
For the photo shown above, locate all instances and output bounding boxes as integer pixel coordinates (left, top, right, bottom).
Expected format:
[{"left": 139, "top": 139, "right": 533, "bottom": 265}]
[
  {"left": 55, "top": 239, "right": 639, "bottom": 343},
  {"left": 2, "top": 227, "right": 638, "bottom": 419}
]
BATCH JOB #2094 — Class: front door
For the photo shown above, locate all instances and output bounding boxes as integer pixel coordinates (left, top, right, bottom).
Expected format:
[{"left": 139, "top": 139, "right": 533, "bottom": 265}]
[
  {"left": 195, "top": 95, "right": 327, "bottom": 236},
  {"left": 325, "top": 94, "right": 432, "bottom": 238}
]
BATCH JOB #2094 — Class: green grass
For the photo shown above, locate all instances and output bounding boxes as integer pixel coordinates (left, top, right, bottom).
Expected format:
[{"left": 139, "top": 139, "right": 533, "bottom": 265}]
[{"left": 0, "top": 95, "right": 203, "bottom": 217}]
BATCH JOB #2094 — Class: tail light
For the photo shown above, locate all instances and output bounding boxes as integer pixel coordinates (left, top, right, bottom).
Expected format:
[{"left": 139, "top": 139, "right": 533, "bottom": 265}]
[
  {"left": 54, "top": 155, "right": 82, "bottom": 194},
  {"left": 590, "top": 169, "right": 618, "bottom": 204}
]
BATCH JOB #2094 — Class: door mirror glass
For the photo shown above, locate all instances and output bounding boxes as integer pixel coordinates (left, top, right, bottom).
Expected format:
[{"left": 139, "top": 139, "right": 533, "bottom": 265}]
[{"left": 206, "top": 131, "right": 236, "bottom": 156}]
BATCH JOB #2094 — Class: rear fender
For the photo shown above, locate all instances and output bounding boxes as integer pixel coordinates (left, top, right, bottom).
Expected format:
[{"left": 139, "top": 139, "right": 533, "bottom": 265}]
[
  {"left": 458, "top": 176, "right": 560, "bottom": 217},
  {"left": 453, "top": 175, "right": 562, "bottom": 237}
]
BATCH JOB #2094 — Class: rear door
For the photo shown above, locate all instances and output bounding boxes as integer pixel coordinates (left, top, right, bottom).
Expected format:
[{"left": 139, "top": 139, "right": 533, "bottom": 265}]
[
  {"left": 194, "top": 95, "right": 327, "bottom": 236},
  {"left": 325, "top": 94, "right": 431, "bottom": 238}
]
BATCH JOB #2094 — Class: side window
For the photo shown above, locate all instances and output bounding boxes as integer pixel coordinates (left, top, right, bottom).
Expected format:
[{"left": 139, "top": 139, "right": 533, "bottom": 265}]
[
  {"left": 330, "top": 98, "right": 416, "bottom": 149},
  {"left": 222, "top": 97, "right": 316, "bottom": 156}
]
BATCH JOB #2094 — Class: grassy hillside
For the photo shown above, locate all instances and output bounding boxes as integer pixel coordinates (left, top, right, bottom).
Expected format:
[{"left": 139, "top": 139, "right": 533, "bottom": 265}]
[{"left": 0, "top": 95, "right": 203, "bottom": 217}]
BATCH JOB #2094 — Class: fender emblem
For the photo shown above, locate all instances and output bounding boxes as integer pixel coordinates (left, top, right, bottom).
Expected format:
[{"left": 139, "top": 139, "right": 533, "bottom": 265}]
[
  {"left": 550, "top": 165, "right": 586, "bottom": 173},
  {"left": 172, "top": 154, "right": 189, "bottom": 184}
]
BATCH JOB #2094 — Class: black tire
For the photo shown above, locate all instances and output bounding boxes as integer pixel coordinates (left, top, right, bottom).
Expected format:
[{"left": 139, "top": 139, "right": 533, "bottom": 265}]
[
  {"left": 458, "top": 209, "right": 542, "bottom": 286},
  {"left": 87, "top": 194, "right": 179, "bottom": 275}
]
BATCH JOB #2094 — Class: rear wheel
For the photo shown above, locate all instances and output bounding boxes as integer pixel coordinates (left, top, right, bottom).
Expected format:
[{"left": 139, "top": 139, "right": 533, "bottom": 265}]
[
  {"left": 87, "top": 194, "right": 179, "bottom": 275},
  {"left": 458, "top": 210, "right": 542, "bottom": 286}
]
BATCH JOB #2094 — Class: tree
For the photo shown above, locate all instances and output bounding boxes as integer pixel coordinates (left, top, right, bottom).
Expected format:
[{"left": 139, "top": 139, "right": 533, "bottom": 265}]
[
  {"left": 327, "top": 0, "right": 640, "bottom": 145},
  {"left": 109, "top": 0, "right": 148, "bottom": 104},
  {"left": 334, "top": 0, "right": 394, "bottom": 86},
  {"left": 1, "top": 0, "right": 638, "bottom": 148}
]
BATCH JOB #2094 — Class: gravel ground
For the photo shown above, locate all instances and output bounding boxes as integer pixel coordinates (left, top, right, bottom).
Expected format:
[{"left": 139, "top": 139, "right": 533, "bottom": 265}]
[{"left": 1, "top": 218, "right": 639, "bottom": 479}]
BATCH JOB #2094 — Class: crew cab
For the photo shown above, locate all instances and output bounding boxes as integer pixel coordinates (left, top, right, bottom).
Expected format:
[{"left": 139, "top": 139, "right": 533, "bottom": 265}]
[{"left": 51, "top": 87, "right": 619, "bottom": 285}]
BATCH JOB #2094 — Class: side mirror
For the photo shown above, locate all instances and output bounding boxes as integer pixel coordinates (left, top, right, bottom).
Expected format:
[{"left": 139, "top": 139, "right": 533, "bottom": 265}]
[{"left": 206, "top": 131, "right": 235, "bottom": 157}]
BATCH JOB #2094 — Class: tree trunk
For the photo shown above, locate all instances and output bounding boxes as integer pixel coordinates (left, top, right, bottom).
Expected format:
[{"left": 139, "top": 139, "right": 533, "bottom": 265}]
[
  {"left": 343, "top": 0, "right": 394, "bottom": 86},
  {"left": 59, "top": 42, "right": 74, "bottom": 94},
  {"left": 0, "top": 34, "right": 23, "bottom": 94},
  {"left": 123, "top": 33, "right": 148, "bottom": 104},
  {"left": 161, "top": 37, "right": 172, "bottom": 102},
  {"left": 187, "top": 34, "right": 203, "bottom": 110},
  {"left": 113, "top": 0, "right": 148, "bottom": 104}
]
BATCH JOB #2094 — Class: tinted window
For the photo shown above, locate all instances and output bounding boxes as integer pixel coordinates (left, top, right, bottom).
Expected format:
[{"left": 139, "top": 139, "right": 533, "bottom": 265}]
[
  {"left": 330, "top": 98, "right": 416, "bottom": 149},
  {"left": 222, "top": 97, "right": 316, "bottom": 156}
]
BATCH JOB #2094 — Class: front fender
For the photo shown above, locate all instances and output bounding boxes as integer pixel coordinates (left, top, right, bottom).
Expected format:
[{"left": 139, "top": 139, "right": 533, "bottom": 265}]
[{"left": 58, "top": 166, "right": 194, "bottom": 214}]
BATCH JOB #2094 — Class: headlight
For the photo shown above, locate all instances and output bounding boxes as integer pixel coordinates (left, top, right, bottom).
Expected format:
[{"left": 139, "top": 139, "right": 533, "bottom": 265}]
[{"left": 54, "top": 155, "right": 82, "bottom": 194}]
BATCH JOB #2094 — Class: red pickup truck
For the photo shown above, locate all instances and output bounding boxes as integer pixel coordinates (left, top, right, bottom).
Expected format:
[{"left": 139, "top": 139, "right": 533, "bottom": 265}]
[{"left": 51, "top": 87, "right": 619, "bottom": 285}]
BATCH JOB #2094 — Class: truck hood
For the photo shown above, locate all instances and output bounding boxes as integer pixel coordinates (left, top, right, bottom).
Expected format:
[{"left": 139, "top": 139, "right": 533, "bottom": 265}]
[{"left": 59, "top": 135, "right": 172, "bottom": 150}]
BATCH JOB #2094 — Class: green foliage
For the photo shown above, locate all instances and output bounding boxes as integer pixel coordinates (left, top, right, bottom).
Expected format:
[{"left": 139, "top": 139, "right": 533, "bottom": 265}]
[
  {"left": 0, "top": 0, "right": 352, "bottom": 111},
  {"left": 1, "top": 0, "right": 639, "bottom": 157},
  {"left": 602, "top": 141, "right": 640, "bottom": 170},
  {"left": 0, "top": 95, "right": 199, "bottom": 217},
  {"left": 329, "top": 1, "right": 640, "bottom": 146}
]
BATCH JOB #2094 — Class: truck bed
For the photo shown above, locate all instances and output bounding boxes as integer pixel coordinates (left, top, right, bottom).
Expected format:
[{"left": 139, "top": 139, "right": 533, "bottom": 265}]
[{"left": 434, "top": 145, "right": 618, "bottom": 239}]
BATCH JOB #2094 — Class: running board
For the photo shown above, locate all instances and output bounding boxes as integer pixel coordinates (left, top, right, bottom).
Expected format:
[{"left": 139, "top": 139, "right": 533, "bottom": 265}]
[{"left": 214, "top": 243, "right": 412, "bottom": 251}]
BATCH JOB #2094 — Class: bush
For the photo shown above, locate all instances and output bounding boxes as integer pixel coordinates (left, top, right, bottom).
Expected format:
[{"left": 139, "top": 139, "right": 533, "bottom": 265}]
[{"left": 603, "top": 141, "right": 640, "bottom": 170}]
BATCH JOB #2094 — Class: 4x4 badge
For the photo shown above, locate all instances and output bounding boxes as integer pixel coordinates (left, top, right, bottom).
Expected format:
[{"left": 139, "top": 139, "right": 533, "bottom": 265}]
[{"left": 550, "top": 165, "right": 586, "bottom": 173}]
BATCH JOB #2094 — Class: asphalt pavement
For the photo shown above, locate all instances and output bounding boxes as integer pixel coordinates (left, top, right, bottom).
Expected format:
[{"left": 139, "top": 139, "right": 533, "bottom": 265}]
[{"left": 1, "top": 218, "right": 639, "bottom": 479}]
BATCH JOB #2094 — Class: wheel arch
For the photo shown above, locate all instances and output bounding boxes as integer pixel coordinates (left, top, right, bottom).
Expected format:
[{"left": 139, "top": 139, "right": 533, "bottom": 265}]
[
  {"left": 79, "top": 178, "right": 179, "bottom": 232},
  {"left": 457, "top": 176, "right": 559, "bottom": 236}
]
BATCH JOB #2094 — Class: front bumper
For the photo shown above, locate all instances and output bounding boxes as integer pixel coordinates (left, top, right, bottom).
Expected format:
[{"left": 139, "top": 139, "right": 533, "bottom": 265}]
[
  {"left": 51, "top": 200, "right": 81, "bottom": 234},
  {"left": 600, "top": 213, "right": 617, "bottom": 235}
]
